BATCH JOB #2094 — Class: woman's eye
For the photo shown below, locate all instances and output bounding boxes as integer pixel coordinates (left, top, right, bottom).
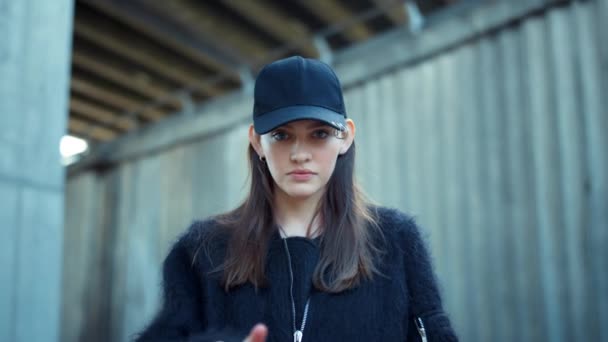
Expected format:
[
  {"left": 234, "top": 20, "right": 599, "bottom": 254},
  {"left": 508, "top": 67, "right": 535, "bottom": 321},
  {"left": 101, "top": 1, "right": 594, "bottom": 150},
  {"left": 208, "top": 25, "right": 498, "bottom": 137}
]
[
  {"left": 312, "top": 129, "right": 330, "bottom": 139},
  {"left": 271, "top": 131, "right": 289, "bottom": 141}
]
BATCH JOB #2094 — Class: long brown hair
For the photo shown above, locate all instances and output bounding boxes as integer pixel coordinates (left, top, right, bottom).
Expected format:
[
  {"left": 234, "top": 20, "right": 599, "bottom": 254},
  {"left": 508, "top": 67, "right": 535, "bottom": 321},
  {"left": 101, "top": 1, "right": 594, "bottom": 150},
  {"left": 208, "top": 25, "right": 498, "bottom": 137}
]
[{"left": 203, "top": 136, "right": 385, "bottom": 293}]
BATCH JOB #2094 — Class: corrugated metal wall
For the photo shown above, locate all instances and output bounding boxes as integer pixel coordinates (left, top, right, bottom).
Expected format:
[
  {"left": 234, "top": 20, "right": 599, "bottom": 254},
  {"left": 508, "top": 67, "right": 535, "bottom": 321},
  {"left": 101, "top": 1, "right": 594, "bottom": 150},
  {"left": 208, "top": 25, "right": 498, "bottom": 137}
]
[
  {"left": 345, "top": 2, "right": 608, "bottom": 341},
  {"left": 62, "top": 125, "right": 251, "bottom": 342},
  {"left": 62, "top": 1, "right": 608, "bottom": 341}
]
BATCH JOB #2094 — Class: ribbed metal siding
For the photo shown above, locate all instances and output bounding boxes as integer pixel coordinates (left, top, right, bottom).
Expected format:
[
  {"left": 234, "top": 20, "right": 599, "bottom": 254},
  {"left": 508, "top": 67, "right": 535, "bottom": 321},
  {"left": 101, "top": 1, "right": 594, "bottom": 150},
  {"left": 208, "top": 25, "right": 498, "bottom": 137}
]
[{"left": 345, "top": 2, "right": 607, "bottom": 341}]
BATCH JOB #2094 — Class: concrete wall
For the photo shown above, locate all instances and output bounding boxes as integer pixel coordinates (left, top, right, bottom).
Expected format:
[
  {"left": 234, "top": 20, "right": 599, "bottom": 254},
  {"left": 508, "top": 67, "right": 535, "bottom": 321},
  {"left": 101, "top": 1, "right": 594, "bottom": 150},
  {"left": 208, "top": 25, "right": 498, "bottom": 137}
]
[
  {"left": 63, "top": 0, "right": 608, "bottom": 341},
  {"left": 0, "top": 0, "right": 74, "bottom": 341}
]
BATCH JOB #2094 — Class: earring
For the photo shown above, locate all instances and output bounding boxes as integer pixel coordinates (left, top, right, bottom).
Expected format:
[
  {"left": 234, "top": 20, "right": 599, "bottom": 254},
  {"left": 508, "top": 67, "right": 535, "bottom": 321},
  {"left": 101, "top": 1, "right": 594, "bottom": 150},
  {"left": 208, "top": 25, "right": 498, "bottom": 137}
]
[{"left": 259, "top": 155, "right": 266, "bottom": 162}]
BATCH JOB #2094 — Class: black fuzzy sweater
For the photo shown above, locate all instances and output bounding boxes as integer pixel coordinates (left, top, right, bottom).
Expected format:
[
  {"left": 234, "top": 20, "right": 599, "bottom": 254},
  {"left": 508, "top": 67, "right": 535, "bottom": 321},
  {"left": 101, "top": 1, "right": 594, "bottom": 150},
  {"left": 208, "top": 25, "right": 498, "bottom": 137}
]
[{"left": 135, "top": 207, "right": 457, "bottom": 341}]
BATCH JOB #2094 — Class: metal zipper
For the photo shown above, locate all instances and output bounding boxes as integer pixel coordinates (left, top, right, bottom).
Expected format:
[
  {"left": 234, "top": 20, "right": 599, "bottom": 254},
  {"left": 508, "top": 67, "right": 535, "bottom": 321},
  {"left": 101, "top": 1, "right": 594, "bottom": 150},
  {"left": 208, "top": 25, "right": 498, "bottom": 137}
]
[
  {"left": 414, "top": 317, "right": 427, "bottom": 342},
  {"left": 282, "top": 237, "right": 311, "bottom": 342}
]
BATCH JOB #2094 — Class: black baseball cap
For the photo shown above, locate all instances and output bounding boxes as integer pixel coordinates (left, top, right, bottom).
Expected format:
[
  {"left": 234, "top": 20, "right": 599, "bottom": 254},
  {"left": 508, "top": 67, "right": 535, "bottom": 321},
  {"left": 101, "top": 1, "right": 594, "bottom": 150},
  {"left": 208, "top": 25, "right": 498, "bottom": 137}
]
[{"left": 252, "top": 56, "right": 347, "bottom": 134}]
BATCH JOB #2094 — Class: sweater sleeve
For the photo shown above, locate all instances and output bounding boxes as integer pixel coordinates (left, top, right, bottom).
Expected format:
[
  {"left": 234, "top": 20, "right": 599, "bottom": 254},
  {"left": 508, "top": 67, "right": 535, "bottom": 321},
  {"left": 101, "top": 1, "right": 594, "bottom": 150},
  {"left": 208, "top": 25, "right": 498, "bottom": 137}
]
[
  {"left": 401, "top": 216, "right": 459, "bottom": 342},
  {"left": 133, "top": 230, "right": 242, "bottom": 342}
]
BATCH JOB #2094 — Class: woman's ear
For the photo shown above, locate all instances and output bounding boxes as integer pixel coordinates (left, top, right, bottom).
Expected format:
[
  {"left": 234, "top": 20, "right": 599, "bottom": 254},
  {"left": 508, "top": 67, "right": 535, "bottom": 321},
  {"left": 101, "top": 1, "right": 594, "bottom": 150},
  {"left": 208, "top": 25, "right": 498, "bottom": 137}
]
[
  {"left": 339, "top": 119, "right": 356, "bottom": 155},
  {"left": 248, "top": 124, "right": 263, "bottom": 157}
]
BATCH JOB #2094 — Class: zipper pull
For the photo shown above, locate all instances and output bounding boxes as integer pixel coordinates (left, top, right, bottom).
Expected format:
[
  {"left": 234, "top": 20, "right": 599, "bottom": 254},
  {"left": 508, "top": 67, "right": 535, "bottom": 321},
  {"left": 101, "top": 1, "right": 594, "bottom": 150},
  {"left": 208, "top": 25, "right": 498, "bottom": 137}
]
[
  {"left": 414, "top": 317, "right": 427, "bottom": 342},
  {"left": 294, "top": 330, "right": 303, "bottom": 342}
]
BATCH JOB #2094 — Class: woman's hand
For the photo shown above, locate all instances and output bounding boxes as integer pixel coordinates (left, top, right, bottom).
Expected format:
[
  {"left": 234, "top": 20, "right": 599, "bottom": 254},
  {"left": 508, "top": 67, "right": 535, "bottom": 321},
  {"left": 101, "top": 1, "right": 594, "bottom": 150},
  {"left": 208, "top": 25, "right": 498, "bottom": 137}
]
[{"left": 243, "top": 323, "right": 268, "bottom": 342}]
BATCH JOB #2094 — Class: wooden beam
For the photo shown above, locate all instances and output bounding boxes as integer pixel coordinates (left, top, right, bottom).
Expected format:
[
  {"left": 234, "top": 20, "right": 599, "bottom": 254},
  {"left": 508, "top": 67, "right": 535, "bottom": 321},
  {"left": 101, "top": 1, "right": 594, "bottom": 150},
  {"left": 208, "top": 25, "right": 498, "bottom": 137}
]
[
  {"left": 371, "top": 0, "right": 409, "bottom": 26},
  {"left": 145, "top": 0, "right": 273, "bottom": 61},
  {"left": 298, "top": 0, "right": 374, "bottom": 43},
  {"left": 72, "top": 51, "right": 182, "bottom": 109},
  {"left": 68, "top": 117, "right": 117, "bottom": 141},
  {"left": 70, "top": 98, "right": 137, "bottom": 131},
  {"left": 80, "top": 0, "right": 242, "bottom": 83},
  {"left": 71, "top": 76, "right": 166, "bottom": 121},
  {"left": 73, "top": 17, "right": 224, "bottom": 97},
  {"left": 221, "top": 0, "right": 319, "bottom": 58}
]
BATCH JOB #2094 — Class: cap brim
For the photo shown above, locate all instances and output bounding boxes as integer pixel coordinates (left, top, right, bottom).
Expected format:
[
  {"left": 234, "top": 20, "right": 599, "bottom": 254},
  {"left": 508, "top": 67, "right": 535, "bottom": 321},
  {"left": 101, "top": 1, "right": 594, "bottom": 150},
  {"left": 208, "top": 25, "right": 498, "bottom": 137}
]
[{"left": 254, "top": 105, "right": 346, "bottom": 134}]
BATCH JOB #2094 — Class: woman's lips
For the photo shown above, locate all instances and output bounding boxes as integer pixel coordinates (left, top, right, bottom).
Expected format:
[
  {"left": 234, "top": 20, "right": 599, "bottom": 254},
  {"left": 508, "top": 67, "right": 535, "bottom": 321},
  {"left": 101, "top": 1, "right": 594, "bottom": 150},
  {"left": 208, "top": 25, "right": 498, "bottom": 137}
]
[{"left": 288, "top": 171, "right": 315, "bottom": 181}]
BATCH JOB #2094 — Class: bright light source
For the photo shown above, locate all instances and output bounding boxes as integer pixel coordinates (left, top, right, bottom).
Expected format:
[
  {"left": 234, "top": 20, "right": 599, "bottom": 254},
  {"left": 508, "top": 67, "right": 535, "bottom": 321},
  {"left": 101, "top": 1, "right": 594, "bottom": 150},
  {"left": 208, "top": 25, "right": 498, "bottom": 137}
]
[{"left": 60, "top": 135, "right": 88, "bottom": 158}]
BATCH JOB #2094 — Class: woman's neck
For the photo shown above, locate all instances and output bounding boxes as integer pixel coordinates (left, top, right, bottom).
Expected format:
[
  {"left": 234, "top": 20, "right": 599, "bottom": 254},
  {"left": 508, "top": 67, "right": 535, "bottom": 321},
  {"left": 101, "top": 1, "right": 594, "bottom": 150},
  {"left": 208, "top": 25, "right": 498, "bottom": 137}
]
[{"left": 273, "top": 190, "right": 323, "bottom": 238}]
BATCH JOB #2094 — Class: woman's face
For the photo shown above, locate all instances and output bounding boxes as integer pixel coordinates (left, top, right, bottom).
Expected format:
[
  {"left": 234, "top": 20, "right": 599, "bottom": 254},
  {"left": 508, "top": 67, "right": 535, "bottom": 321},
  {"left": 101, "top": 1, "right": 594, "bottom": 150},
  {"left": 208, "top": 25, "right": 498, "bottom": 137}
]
[{"left": 250, "top": 119, "right": 355, "bottom": 200}]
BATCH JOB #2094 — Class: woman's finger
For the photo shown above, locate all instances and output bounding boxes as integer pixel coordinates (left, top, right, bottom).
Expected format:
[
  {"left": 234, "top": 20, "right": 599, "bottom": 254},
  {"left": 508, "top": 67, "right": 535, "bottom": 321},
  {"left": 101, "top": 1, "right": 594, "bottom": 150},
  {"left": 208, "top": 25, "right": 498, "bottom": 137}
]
[{"left": 243, "top": 323, "right": 268, "bottom": 342}]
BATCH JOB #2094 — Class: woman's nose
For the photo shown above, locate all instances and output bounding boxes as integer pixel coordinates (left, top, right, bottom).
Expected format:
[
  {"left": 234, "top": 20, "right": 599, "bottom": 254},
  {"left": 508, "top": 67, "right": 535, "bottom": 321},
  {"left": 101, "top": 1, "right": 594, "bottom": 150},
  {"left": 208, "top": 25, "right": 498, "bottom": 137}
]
[{"left": 290, "top": 143, "right": 311, "bottom": 163}]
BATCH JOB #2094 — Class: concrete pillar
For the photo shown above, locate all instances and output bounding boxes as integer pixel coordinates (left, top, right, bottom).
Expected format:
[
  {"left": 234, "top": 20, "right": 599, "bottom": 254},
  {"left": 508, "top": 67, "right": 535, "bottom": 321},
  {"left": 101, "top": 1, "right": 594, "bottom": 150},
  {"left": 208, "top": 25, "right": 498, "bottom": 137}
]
[{"left": 0, "top": 0, "right": 74, "bottom": 341}]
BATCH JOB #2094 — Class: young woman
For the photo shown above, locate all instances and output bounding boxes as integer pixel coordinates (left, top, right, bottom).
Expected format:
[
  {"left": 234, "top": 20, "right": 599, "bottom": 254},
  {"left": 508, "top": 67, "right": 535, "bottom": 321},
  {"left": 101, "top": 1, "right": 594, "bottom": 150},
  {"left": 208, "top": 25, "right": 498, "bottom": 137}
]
[{"left": 135, "top": 56, "right": 457, "bottom": 342}]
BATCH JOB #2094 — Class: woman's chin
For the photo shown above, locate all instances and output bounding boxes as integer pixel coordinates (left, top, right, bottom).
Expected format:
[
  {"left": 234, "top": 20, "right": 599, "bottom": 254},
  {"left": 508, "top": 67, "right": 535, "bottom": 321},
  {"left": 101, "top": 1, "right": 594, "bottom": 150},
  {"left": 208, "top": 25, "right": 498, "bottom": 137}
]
[
  {"left": 287, "top": 192, "right": 312, "bottom": 200},
  {"left": 285, "top": 190, "right": 316, "bottom": 199},
  {"left": 281, "top": 185, "right": 323, "bottom": 200}
]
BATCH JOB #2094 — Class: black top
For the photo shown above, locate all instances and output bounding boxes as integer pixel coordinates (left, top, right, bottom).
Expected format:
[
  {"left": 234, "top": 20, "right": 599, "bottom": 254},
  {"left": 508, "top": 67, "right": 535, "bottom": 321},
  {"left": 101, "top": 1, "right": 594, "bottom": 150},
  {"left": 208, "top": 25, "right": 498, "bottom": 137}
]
[{"left": 135, "top": 207, "right": 458, "bottom": 341}]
